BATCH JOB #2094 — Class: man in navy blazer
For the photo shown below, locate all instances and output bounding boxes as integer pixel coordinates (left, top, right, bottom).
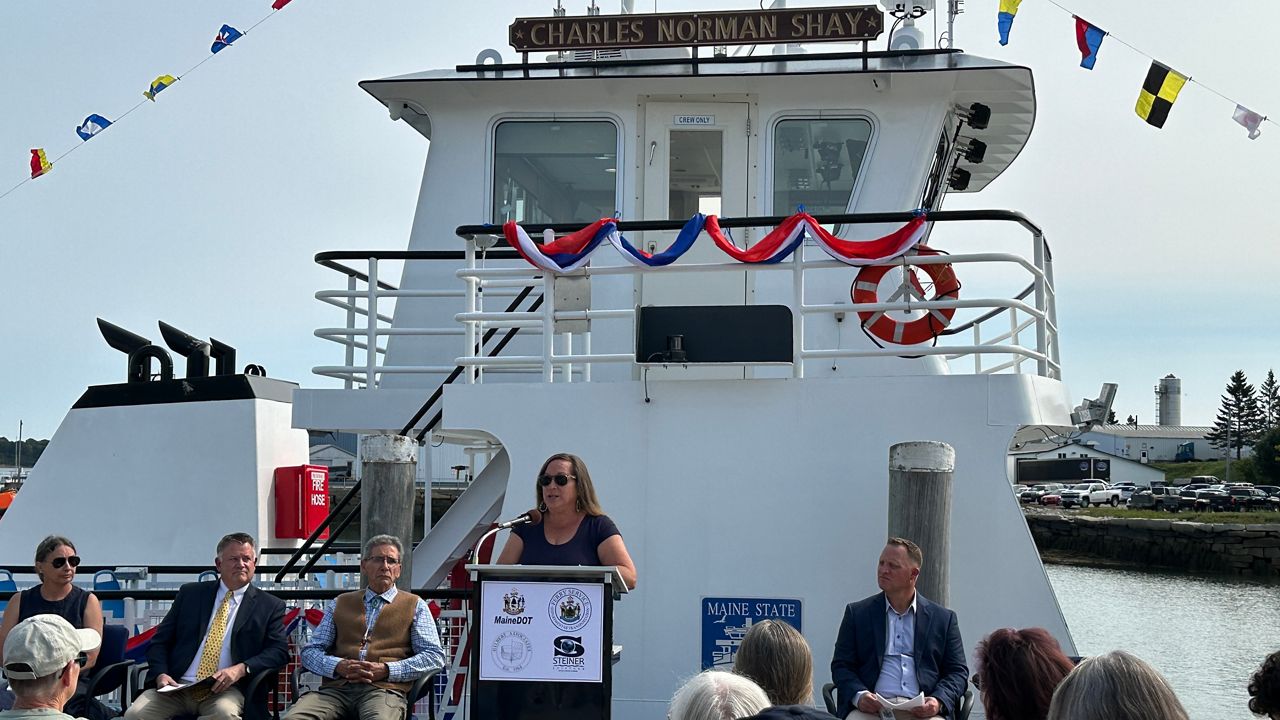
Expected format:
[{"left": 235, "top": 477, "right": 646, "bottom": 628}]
[
  {"left": 831, "top": 538, "right": 967, "bottom": 719},
  {"left": 124, "top": 533, "right": 289, "bottom": 720}
]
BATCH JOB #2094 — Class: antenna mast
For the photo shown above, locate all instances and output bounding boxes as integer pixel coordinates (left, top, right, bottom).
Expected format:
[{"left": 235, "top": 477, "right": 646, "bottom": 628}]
[{"left": 943, "top": 0, "right": 963, "bottom": 48}]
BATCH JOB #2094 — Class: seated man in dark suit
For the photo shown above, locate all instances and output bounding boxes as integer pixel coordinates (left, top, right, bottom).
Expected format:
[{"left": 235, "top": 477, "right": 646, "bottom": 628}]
[
  {"left": 124, "top": 533, "right": 288, "bottom": 720},
  {"left": 831, "top": 538, "right": 967, "bottom": 720}
]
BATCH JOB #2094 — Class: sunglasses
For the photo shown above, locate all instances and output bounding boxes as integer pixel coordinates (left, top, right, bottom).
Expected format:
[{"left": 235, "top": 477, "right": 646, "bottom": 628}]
[
  {"left": 49, "top": 556, "right": 82, "bottom": 569},
  {"left": 538, "top": 474, "right": 575, "bottom": 487},
  {"left": 57, "top": 653, "right": 89, "bottom": 678}
]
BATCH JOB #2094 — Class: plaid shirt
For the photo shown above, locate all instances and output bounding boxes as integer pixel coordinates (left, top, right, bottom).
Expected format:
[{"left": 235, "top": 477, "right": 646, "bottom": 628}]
[{"left": 301, "top": 586, "right": 444, "bottom": 683}]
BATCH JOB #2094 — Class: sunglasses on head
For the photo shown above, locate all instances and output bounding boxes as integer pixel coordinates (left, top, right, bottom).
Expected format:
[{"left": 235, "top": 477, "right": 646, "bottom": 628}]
[
  {"left": 50, "top": 556, "right": 81, "bottom": 569},
  {"left": 538, "top": 474, "right": 575, "bottom": 487}
]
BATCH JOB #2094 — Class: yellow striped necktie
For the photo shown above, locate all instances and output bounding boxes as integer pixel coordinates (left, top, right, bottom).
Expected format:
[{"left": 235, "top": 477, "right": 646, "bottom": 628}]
[{"left": 193, "top": 590, "right": 234, "bottom": 697}]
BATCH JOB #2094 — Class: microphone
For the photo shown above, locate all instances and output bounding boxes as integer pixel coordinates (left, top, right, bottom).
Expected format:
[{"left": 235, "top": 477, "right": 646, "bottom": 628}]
[
  {"left": 495, "top": 508, "right": 542, "bottom": 530},
  {"left": 472, "top": 508, "right": 543, "bottom": 565}
]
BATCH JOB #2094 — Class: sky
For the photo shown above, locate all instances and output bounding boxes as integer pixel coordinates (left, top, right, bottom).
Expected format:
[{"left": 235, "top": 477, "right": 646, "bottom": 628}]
[{"left": 1, "top": 0, "right": 1277, "bottom": 441}]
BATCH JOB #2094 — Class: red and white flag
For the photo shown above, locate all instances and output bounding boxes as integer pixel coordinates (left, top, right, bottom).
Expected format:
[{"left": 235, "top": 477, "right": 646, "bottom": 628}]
[{"left": 1233, "top": 104, "right": 1263, "bottom": 140}]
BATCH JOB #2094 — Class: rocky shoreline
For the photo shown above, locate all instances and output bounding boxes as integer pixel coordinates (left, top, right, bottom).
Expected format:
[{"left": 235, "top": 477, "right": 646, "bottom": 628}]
[{"left": 1026, "top": 512, "right": 1280, "bottom": 578}]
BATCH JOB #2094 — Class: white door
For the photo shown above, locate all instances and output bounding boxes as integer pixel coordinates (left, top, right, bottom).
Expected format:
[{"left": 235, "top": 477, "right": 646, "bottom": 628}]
[{"left": 637, "top": 102, "right": 751, "bottom": 308}]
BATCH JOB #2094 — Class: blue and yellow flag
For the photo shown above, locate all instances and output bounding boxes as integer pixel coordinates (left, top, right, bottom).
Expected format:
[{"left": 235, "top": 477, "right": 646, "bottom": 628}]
[
  {"left": 144, "top": 74, "right": 177, "bottom": 101},
  {"left": 997, "top": 0, "right": 1022, "bottom": 46}
]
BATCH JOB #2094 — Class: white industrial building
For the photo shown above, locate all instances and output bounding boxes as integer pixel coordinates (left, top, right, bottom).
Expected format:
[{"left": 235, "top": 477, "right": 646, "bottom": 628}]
[
  {"left": 1008, "top": 441, "right": 1167, "bottom": 487},
  {"left": 1075, "top": 424, "right": 1247, "bottom": 462}
]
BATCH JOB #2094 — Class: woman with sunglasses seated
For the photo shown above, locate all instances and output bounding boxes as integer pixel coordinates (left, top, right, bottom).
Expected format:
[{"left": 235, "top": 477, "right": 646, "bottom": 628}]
[
  {"left": 0, "top": 535, "right": 105, "bottom": 713},
  {"left": 497, "top": 453, "right": 638, "bottom": 589}
]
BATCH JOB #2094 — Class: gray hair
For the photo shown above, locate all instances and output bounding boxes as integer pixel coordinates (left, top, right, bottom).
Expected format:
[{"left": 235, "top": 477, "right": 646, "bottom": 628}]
[
  {"left": 669, "top": 670, "right": 770, "bottom": 720},
  {"left": 8, "top": 672, "right": 64, "bottom": 701},
  {"left": 1046, "top": 650, "right": 1188, "bottom": 720},
  {"left": 364, "top": 534, "right": 404, "bottom": 559}
]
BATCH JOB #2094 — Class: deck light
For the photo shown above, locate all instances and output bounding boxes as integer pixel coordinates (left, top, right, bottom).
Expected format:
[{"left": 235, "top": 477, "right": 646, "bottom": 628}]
[
  {"left": 947, "top": 167, "right": 971, "bottom": 191},
  {"left": 954, "top": 102, "right": 991, "bottom": 130},
  {"left": 957, "top": 137, "right": 987, "bottom": 164}
]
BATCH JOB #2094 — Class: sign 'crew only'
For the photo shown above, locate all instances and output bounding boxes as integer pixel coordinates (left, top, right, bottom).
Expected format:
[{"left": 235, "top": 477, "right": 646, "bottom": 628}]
[{"left": 509, "top": 5, "right": 884, "bottom": 52}]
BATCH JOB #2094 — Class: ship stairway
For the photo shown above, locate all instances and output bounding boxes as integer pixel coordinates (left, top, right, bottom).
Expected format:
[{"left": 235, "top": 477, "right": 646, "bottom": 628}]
[
  {"left": 277, "top": 279, "right": 540, "bottom": 585},
  {"left": 408, "top": 446, "right": 509, "bottom": 588}
]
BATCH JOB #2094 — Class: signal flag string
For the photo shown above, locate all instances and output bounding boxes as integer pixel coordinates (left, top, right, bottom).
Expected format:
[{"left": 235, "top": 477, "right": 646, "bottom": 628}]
[
  {"left": 0, "top": 0, "right": 294, "bottom": 203},
  {"left": 1012, "top": 0, "right": 1273, "bottom": 135}
]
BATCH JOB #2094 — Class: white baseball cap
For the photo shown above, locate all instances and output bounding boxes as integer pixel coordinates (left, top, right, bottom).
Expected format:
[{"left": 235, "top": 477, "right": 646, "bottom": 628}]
[{"left": 2, "top": 615, "right": 101, "bottom": 680}]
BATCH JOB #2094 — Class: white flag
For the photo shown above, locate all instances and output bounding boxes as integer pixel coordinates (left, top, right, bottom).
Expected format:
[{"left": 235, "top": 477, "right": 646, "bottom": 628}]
[{"left": 1233, "top": 104, "right": 1263, "bottom": 140}]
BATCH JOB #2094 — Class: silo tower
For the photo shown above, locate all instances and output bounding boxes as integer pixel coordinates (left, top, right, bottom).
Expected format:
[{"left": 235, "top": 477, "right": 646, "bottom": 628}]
[{"left": 1155, "top": 374, "right": 1182, "bottom": 426}]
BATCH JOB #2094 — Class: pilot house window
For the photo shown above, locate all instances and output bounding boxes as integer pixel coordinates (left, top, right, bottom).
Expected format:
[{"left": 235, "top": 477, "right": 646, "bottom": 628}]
[
  {"left": 492, "top": 120, "right": 618, "bottom": 224},
  {"left": 772, "top": 118, "right": 872, "bottom": 215}
]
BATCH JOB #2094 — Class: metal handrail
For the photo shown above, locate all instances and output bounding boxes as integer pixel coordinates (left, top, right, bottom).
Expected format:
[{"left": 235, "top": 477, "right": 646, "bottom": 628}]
[{"left": 287, "top": 276, "right": 543, "bottom": 582}]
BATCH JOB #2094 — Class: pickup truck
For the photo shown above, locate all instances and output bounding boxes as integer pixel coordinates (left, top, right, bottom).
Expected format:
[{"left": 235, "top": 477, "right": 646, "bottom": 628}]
[
  {"left": 1059, "top": 482, "right": 1122, "bottom": 508},
  {"left": 1129, "top": 486, "right": 1180, "bottom": 511}
]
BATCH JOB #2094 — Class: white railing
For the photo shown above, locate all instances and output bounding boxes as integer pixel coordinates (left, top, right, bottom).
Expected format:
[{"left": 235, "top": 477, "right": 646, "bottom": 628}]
[{"left": 312, "top": 211, "right": 1061, "bottom": 388}]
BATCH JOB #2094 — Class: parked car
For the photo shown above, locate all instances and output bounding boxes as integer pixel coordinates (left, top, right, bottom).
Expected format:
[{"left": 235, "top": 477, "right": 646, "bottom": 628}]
[
  {"left": 1227, "top": 487, "right": 1274, "bottom": 511},
  {"left": 1059, "top": 482, "right": 1121, "bottom": 509},
  {"left": 1254, "top": 485, "right": 1280, "bottom": 497},
  {"left": 1040, "top": 491, "right": 1063, "bottom": 506},
  {"left": 1111, "top": 482, "right": 1139, "bottom": 501},
  {"left": 1129, "top": 486, "right": 1180, "bottom": 512},
  {"left": 1193, "top": 488, "right": 1232, "bottom": 512},
  {"left": 1190, "top": 475, "right": 1221, "bottom": 484},
  {"left": 1019, "top": 483, "right": 1064, "bottom": 504}
]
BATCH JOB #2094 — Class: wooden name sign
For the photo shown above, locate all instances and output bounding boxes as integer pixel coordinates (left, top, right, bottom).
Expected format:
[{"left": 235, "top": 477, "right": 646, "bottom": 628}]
[{"left": 509, "top": 6, "right": 884, "bottom": 52}]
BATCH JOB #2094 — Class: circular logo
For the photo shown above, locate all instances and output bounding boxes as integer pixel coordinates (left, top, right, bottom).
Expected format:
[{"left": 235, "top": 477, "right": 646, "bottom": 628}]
[
  {"left": 548, "top": 587, "right": 592, "bottom": 632},
  {"left": 1096, "top": 461, "right": 1108, "bottom": 471},
  {"left": 489, "top": 630, "right": 533, "bottom": 672}
]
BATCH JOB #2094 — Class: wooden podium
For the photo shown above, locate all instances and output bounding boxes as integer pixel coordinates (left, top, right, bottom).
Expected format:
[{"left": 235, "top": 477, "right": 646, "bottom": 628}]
[{"left": 467, "top": 564, "right": 627, "bottom": 720}]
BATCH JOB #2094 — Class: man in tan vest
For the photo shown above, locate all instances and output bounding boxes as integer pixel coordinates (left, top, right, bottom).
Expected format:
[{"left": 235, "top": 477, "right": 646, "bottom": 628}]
[{"left": 287, "top": 535, "right": 444, "bottom": 720}]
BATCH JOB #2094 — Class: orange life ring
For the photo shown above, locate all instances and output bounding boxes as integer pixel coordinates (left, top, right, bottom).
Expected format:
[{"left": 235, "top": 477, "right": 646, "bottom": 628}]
[{"left": 852, "top": 246, "right": 960, "bottom": 345}]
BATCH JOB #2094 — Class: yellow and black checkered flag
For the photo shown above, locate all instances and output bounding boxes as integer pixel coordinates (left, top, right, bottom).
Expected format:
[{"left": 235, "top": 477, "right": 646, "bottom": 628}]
[{"left": 1135, "top": 61, "right": 1187, "bottom": 128}]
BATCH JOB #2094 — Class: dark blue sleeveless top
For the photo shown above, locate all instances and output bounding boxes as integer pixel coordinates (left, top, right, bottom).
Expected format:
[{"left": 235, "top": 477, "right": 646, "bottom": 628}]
[
  {"left": 18, "top": 585, "right": 90, "bottom": 627},
  {"left": 512, "top": 514, "right": 620, "bottom": 567}
]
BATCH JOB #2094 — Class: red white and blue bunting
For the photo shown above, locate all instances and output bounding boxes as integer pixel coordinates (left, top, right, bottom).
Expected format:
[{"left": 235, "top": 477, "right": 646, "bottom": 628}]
[{"left": 503, "top": 211, "right": 929, "bottom": 273}]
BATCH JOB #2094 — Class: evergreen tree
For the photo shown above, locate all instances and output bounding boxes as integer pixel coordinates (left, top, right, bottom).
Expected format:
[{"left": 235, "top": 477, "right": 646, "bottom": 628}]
[
  {"left": 1255, "top": 426, "right": 1280, "bottom": 484},
  {"left": 1204, "top": 370, "right": 1265, "bottom": 459},
  {"left": 1260, "top": 369, "right": 1280, "bottom": 430},
  {"left": 1106, "top": 409, "right": 1118, "bottom": 424}
]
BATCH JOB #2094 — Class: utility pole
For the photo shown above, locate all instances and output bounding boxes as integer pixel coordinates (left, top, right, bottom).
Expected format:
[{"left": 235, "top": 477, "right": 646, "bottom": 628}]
[{"left": 1225, "top": 421, "right": 1232, "bottom": 483}]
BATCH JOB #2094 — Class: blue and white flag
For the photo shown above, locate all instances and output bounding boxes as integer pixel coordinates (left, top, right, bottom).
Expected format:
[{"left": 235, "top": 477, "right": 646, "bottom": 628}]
[
  {"left": 76, "top": 114, "right": 112, "bottom": 141},
  {"left": 211, "top": 24, "right": 244, "bottom": 53}
]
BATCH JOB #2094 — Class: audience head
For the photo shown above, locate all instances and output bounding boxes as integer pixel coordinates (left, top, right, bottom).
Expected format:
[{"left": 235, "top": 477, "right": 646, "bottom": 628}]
[
  {"left": 877, "top": 537, "right": 922, "bottom": 596},
  {"left": 733, "top": 620, "right": 813, "bottom": 706},
  {"left": 1046, "top": 650, "right": 1188, "bottom": 720},
  {"left": 214, "top": 532, "right": 257, "bottom": 591},
  {"left": 975, "top": 627, "right": 1074, "bottom": 720},
  {"left": 1250, "top": 650, "right": 1280, "bottom": 719},
  {"left": 535, "top": 453, "right": 603, "bottom": 516},
  {"left": 2, "top": 615, "right": 100, "bottom": 707},
  {"left": 33, "top": 535, "right": 79, "bottom": 584},
  {"left": 669, "top": 669, "right": 771, "bottom": 720},
  {"left": 362, "top": 534, "right": 404, "bottom": 593}
]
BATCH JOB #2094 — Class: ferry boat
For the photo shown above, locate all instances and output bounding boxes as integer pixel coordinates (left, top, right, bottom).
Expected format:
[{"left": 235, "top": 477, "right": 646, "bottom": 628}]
[{"left": 1, "top": 2, "right": 1104, "bottom": 718}]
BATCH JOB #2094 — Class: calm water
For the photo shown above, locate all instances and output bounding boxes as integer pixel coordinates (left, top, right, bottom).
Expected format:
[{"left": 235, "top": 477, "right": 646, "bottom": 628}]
[{"left": 1047, "top": 564, "right": 1280, "bottom": 720}]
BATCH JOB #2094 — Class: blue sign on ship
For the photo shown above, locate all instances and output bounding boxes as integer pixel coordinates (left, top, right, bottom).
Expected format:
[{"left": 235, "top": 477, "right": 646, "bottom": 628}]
[{"left": 701, "top": 597, "right": 802, "bottom": 670}]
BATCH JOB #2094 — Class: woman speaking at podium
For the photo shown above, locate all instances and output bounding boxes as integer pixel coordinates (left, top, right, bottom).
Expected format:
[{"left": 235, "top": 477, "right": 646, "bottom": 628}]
[{"left": 497, "top": 452, "right": 637, "bottom": 589}]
